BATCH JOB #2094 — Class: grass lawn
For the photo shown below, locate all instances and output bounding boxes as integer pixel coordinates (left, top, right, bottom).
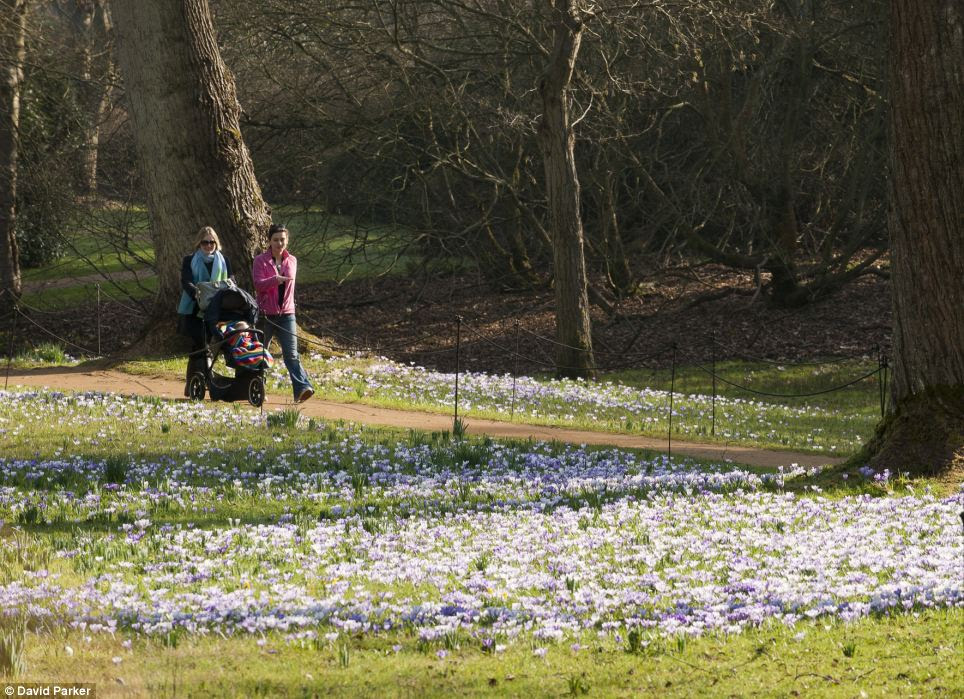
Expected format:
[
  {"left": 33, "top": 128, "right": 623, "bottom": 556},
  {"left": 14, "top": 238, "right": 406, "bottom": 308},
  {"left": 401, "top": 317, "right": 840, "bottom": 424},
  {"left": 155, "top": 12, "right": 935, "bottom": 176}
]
[
  {"left": 0, "top": 387, "right": 960, "bottom": 696},
  {"left": 272, "top": 206, "right": 439, "bottom": 284},
  {"left": 16, "top": 609, "right": 961, "bottom": 697},
  {"left": 20, "top": 277, "right": 158, "bottom": 312},
  {"left": 19, "top": 207, "right": 154, "bottom": 285},
  {"left": 19, "top": 204, "right": 436, "bottom": 290},
  {"left": 116, "top": 352, "right": 882, "bottom": 456}
]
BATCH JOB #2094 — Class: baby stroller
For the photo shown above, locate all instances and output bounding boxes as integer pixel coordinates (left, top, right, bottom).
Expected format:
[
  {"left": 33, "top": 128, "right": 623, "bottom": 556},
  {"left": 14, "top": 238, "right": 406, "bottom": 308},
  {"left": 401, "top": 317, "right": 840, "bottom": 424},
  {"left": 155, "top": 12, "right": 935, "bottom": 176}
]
[{"left": 185, "top": 281, "right": 271, "bottom": 407}]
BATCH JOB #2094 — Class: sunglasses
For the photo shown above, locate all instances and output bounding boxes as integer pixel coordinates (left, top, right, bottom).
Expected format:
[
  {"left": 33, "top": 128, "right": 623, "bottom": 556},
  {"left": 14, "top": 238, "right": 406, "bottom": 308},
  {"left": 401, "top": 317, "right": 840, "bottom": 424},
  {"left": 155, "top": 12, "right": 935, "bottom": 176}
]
[{"left": 200, "top": 240, "right": 216, "bottom": 246}]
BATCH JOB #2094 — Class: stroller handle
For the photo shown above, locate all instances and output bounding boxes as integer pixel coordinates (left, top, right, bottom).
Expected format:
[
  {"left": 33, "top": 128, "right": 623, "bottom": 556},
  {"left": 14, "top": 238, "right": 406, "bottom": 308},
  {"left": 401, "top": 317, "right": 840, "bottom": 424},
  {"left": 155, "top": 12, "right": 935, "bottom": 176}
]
[{"left": 218, "top": 327, "right": 264, "bottom": 344}]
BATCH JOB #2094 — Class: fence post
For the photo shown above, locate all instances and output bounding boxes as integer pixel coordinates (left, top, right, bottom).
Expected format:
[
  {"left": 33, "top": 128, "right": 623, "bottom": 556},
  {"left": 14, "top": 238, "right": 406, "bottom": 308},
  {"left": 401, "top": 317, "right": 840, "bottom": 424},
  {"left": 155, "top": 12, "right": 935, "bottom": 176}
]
[
  {"left": 96, "top": 283, "right": 102, "bottom": 356},
  {"left": 510, "top": 321, "right": 520, "bottom": 421},
  {"left": 5, "top": 300, "right": 17, "bottom": 391},
  {"left": 874, "top": 345, "right": 882, "bottom": 418},
  {"left": 260, "top": 323, "right": 266, "bottom": 417},
  {"left": 711, "top": 335, "right": 717, "bottom": 436},
  {"left": 454, "top": 316, "right": 462, "bottom": 431},
  {"left": 881, "top": 355, "right": 889, "bottom": 417},
  {"left": 668, "top": 343, "right": 677, "bottom": 460}
]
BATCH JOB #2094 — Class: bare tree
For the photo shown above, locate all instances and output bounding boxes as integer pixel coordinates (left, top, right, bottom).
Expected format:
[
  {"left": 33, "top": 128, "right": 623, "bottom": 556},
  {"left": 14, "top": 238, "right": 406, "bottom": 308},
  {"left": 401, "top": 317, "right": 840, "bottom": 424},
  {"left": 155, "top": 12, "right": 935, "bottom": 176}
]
[
  {"left": 111, "top": 0, "right": 270, "bottom": 319},
  {"left": 862, "top": 0, "right": 963, "bottom": 474},
  {"left": 610, "top": 0, "right": 889, "bottom": 306},
  {"left": 0, "top": 0, "right": 27, "bottom": 301},
  {"left": 538, "top": 0, "right": 594, "bottom": 377},
  {"left": 210, "top": 0, "right": 890, "bottom": 321}
]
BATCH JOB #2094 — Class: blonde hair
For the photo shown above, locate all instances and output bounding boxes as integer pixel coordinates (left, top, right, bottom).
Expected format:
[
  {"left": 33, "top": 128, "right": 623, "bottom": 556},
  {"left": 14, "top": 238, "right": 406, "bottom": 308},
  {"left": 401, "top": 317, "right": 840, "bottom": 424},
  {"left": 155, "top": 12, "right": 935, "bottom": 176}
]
[{"left": 195, "top": 226, "right": 221, "bottom": 251}]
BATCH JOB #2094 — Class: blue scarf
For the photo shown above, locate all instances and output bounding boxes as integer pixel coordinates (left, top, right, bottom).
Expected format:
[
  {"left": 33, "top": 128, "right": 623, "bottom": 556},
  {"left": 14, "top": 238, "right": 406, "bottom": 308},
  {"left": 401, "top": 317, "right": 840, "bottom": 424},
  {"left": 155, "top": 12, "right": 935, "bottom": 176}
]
[{"left": 177, "top": 250, "right": 227, "bottom": 315}]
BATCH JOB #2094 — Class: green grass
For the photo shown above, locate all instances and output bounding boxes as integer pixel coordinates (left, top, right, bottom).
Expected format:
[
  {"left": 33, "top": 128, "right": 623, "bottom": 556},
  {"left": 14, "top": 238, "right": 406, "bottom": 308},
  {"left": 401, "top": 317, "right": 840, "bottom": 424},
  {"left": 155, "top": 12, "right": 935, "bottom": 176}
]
[
  {"left": 19, "top": 204, "right": 443, "bottom": 297},
  {"left": 610, "top": 358, "right": 884, "bottom": 414},
  {"left": 19, "top": 206, "right": 154, "bottom": 284},
  {"left": 12, "top": 609, "right": 961, "bottom": 697},
  {"left": 1, "top": 388, "right": 958, "bottom": 696},
  {"left": 17, "top": 203, "right": 156, "bottom": 308},
  {"left": 20, "top": 276, "right": 157, "bottom": 311},
  {"left": 272, "top": 206, "right": 432, "bottom": 284},
  {"left": 307, "top": 357, "right": 881, "bottom": 455},
  {"left": 13, "top": 339, "right": 881, "bottom": 455}
]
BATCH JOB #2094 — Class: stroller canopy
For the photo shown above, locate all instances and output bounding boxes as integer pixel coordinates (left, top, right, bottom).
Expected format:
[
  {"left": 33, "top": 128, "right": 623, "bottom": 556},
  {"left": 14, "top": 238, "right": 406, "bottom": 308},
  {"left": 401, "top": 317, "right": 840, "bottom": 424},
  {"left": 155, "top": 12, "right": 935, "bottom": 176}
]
[{"left": 203, "top": 286, "right": 260, "bottom": 334}]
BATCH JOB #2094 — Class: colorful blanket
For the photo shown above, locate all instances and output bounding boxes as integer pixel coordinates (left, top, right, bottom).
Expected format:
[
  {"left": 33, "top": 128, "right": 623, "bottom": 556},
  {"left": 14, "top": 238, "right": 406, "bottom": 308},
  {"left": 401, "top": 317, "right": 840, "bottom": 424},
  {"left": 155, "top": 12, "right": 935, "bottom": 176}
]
[{"left": 216, "top": 321, "right": 273, "bottom": 369}]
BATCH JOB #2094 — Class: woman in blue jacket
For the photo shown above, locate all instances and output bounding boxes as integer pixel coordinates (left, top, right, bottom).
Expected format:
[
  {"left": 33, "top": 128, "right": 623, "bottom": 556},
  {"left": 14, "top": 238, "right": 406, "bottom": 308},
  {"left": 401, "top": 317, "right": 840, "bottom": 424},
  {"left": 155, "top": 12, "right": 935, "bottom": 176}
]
[{"left": 178, "top": 226, "right": 231, "bottom": 392}]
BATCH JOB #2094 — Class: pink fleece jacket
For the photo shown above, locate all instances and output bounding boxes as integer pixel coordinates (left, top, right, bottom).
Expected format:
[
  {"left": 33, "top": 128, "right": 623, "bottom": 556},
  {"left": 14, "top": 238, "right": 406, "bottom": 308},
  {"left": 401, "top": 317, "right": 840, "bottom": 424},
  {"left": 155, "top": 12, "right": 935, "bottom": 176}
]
[{"left": 252, "top": 249, "right": 297, "bottom": 315}]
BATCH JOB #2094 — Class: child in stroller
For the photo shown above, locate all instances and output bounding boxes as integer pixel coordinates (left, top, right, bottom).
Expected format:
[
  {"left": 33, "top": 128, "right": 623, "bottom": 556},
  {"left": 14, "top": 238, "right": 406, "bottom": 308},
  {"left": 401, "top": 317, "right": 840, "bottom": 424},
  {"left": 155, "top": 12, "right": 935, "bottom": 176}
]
[{"left": 185, "top": 282, "right": 273, "bottom": 406}]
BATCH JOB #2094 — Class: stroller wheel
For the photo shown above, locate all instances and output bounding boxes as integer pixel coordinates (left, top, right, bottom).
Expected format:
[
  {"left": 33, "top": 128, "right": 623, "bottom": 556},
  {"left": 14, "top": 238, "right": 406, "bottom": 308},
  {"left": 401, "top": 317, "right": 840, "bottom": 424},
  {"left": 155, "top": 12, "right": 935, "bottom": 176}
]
[
  {"left": 247, "top": 375, "right": 265, "bottom": 407},
  {"left": 187, "top": 372, "right": 206, "bottom": 401}
]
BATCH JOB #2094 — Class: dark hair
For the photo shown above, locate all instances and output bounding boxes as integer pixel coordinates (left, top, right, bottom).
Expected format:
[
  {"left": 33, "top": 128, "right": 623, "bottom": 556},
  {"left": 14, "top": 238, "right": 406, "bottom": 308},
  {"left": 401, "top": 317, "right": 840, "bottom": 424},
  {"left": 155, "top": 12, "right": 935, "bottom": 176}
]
[{"left": 268, "top": 223, "right": 288, "bottom": 236}]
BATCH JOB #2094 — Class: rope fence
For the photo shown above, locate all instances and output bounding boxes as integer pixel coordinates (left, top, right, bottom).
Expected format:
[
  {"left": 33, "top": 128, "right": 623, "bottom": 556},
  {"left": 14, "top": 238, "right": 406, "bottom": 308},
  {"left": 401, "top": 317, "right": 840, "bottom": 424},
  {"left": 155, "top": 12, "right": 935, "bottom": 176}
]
[
  {"left": 257, "top": 309, "right": 888, "bottom": 449},
  {"left": 690, "top": 362, "right": 883, "bottom": 399},
  {"left": 2, "top": 284, "right": 890, "bottom": 451}
]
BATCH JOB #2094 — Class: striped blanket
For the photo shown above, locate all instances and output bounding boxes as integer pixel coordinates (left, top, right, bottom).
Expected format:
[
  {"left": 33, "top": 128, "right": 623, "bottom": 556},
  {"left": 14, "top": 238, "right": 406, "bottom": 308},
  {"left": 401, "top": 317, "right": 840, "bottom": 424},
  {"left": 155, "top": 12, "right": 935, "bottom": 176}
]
[{"left": 216, "top": 321, "right": 273, "bottom": 369}]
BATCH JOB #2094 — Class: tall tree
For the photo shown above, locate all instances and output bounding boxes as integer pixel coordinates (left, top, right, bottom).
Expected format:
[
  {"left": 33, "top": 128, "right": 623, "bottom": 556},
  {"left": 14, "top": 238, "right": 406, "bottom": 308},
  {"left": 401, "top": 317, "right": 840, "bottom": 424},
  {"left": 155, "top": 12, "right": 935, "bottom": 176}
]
[
  {"left": 110, "top": 0, "right": 270, "bottom": 317},
  {"left": 537, "top": 0, "right": 595, "bottom": 378},
  {"left": 65, "top": 0, "right": 113, "bottom": 196},
  {"left": 0, "top": 0, "right": 27, "bottom": 301},
  {"left": 864, "top": 0, "right": 963, "bottom": 474}
]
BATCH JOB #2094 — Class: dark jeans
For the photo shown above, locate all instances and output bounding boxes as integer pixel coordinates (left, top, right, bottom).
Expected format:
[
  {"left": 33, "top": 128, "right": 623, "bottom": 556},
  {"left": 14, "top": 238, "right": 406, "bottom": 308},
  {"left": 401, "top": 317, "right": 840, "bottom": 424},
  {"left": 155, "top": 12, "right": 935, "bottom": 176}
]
[
  {"left": 178, "top": 313, "right": 205, "bottom": 351},
  {"left": 264, "top": 313, "right": 313, "bottom": 399}
]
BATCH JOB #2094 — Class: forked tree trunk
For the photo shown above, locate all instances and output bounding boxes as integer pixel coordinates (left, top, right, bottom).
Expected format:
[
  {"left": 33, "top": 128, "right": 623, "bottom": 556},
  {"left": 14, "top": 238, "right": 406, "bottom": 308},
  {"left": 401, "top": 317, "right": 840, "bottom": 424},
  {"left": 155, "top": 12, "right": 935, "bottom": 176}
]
[
  {"left": 111, "top": 0, "right": 270, "bottom": 319},
  {"left": 598, "top": 162, "right": 633, "bottom": 298},
  {"left": 0, "top": 0, "right": 26, "bottom": 302},
  {"left": 863, "top": 0, "right": 964, "bottom": 475},
  {"left": 537, "top": 0, "right": 595, "bottom": 379}
]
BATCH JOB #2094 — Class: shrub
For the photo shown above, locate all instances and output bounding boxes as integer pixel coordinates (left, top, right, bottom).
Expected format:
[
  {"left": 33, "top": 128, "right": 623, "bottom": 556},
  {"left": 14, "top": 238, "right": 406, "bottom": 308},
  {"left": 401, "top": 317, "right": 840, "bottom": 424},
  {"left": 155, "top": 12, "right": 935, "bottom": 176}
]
[{"left": 16, "top": 69, "right": 84, "bottom": 268}]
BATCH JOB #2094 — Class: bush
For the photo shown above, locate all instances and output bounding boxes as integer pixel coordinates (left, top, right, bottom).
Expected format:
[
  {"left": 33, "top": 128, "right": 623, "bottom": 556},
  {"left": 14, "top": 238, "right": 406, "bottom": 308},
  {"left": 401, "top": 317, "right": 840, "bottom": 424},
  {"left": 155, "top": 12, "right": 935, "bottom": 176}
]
[
  {"left": 15, "top": 184, "right": 72, "bottom": 268},
  {"left": 15, "top": 68, "right": 84, "bottom": 268}
]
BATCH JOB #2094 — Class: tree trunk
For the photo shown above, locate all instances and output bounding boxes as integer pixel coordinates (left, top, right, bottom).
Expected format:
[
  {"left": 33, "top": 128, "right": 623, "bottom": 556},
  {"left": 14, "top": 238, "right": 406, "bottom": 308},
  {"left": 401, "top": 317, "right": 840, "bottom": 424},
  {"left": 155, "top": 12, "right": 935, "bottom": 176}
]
[
  {"left": 0, "top": 0, "right": 26, "bottom": 302},
  {"left": 863, "top": 0, "right": 964, "bottom": 475},
  {"left": 598, "top": 163, "right": 633, "bottom": 298},
  {"left": 763, "top": 33, "right": 809, "bottom": 308},
  {"left": 111, "top": 0, "right": 270, "bottom": 319},
  {"left": 73, "top": 0, "right": 113, "bottom": 197},
  {"left": 537, "top": 0, "right": 595, "bottom": 379},
  {"left": 506, "top": 150, "right": 540, "bottom": 287}
]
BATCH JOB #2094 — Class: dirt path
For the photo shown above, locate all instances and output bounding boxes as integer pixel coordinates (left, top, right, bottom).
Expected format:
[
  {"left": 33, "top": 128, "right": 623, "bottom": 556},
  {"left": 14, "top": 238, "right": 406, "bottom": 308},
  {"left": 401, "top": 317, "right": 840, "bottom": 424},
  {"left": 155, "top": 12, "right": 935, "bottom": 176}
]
[{"left": 4, "top": 366, "right": 844, "bottom": 470}]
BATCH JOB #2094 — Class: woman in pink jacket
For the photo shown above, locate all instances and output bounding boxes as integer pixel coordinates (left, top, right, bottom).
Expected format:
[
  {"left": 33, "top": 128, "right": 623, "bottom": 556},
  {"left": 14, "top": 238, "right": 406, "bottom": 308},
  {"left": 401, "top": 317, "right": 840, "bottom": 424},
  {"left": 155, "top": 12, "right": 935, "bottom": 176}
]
[{"left": 252, "top": 224, "right": 314, "bottom": 402}]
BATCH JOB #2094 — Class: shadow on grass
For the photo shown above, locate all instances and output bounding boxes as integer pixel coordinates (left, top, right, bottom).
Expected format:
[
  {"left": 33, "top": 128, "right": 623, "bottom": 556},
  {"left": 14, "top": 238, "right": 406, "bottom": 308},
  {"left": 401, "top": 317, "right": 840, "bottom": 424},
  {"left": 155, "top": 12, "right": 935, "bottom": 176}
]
[{"left": 785, "top": 459, "right": 963, "bottom": 498}]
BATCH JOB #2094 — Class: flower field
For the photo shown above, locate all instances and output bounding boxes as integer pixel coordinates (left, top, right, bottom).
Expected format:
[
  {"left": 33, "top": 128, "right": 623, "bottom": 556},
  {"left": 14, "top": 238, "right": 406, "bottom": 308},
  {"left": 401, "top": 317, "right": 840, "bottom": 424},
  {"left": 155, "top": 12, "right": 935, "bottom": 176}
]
[
  {"left": 1, "top": 387, "right": 961, "bottom": 694},
  {"left": 275, "top": 355, "right": 878, "bottom": 453}
]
